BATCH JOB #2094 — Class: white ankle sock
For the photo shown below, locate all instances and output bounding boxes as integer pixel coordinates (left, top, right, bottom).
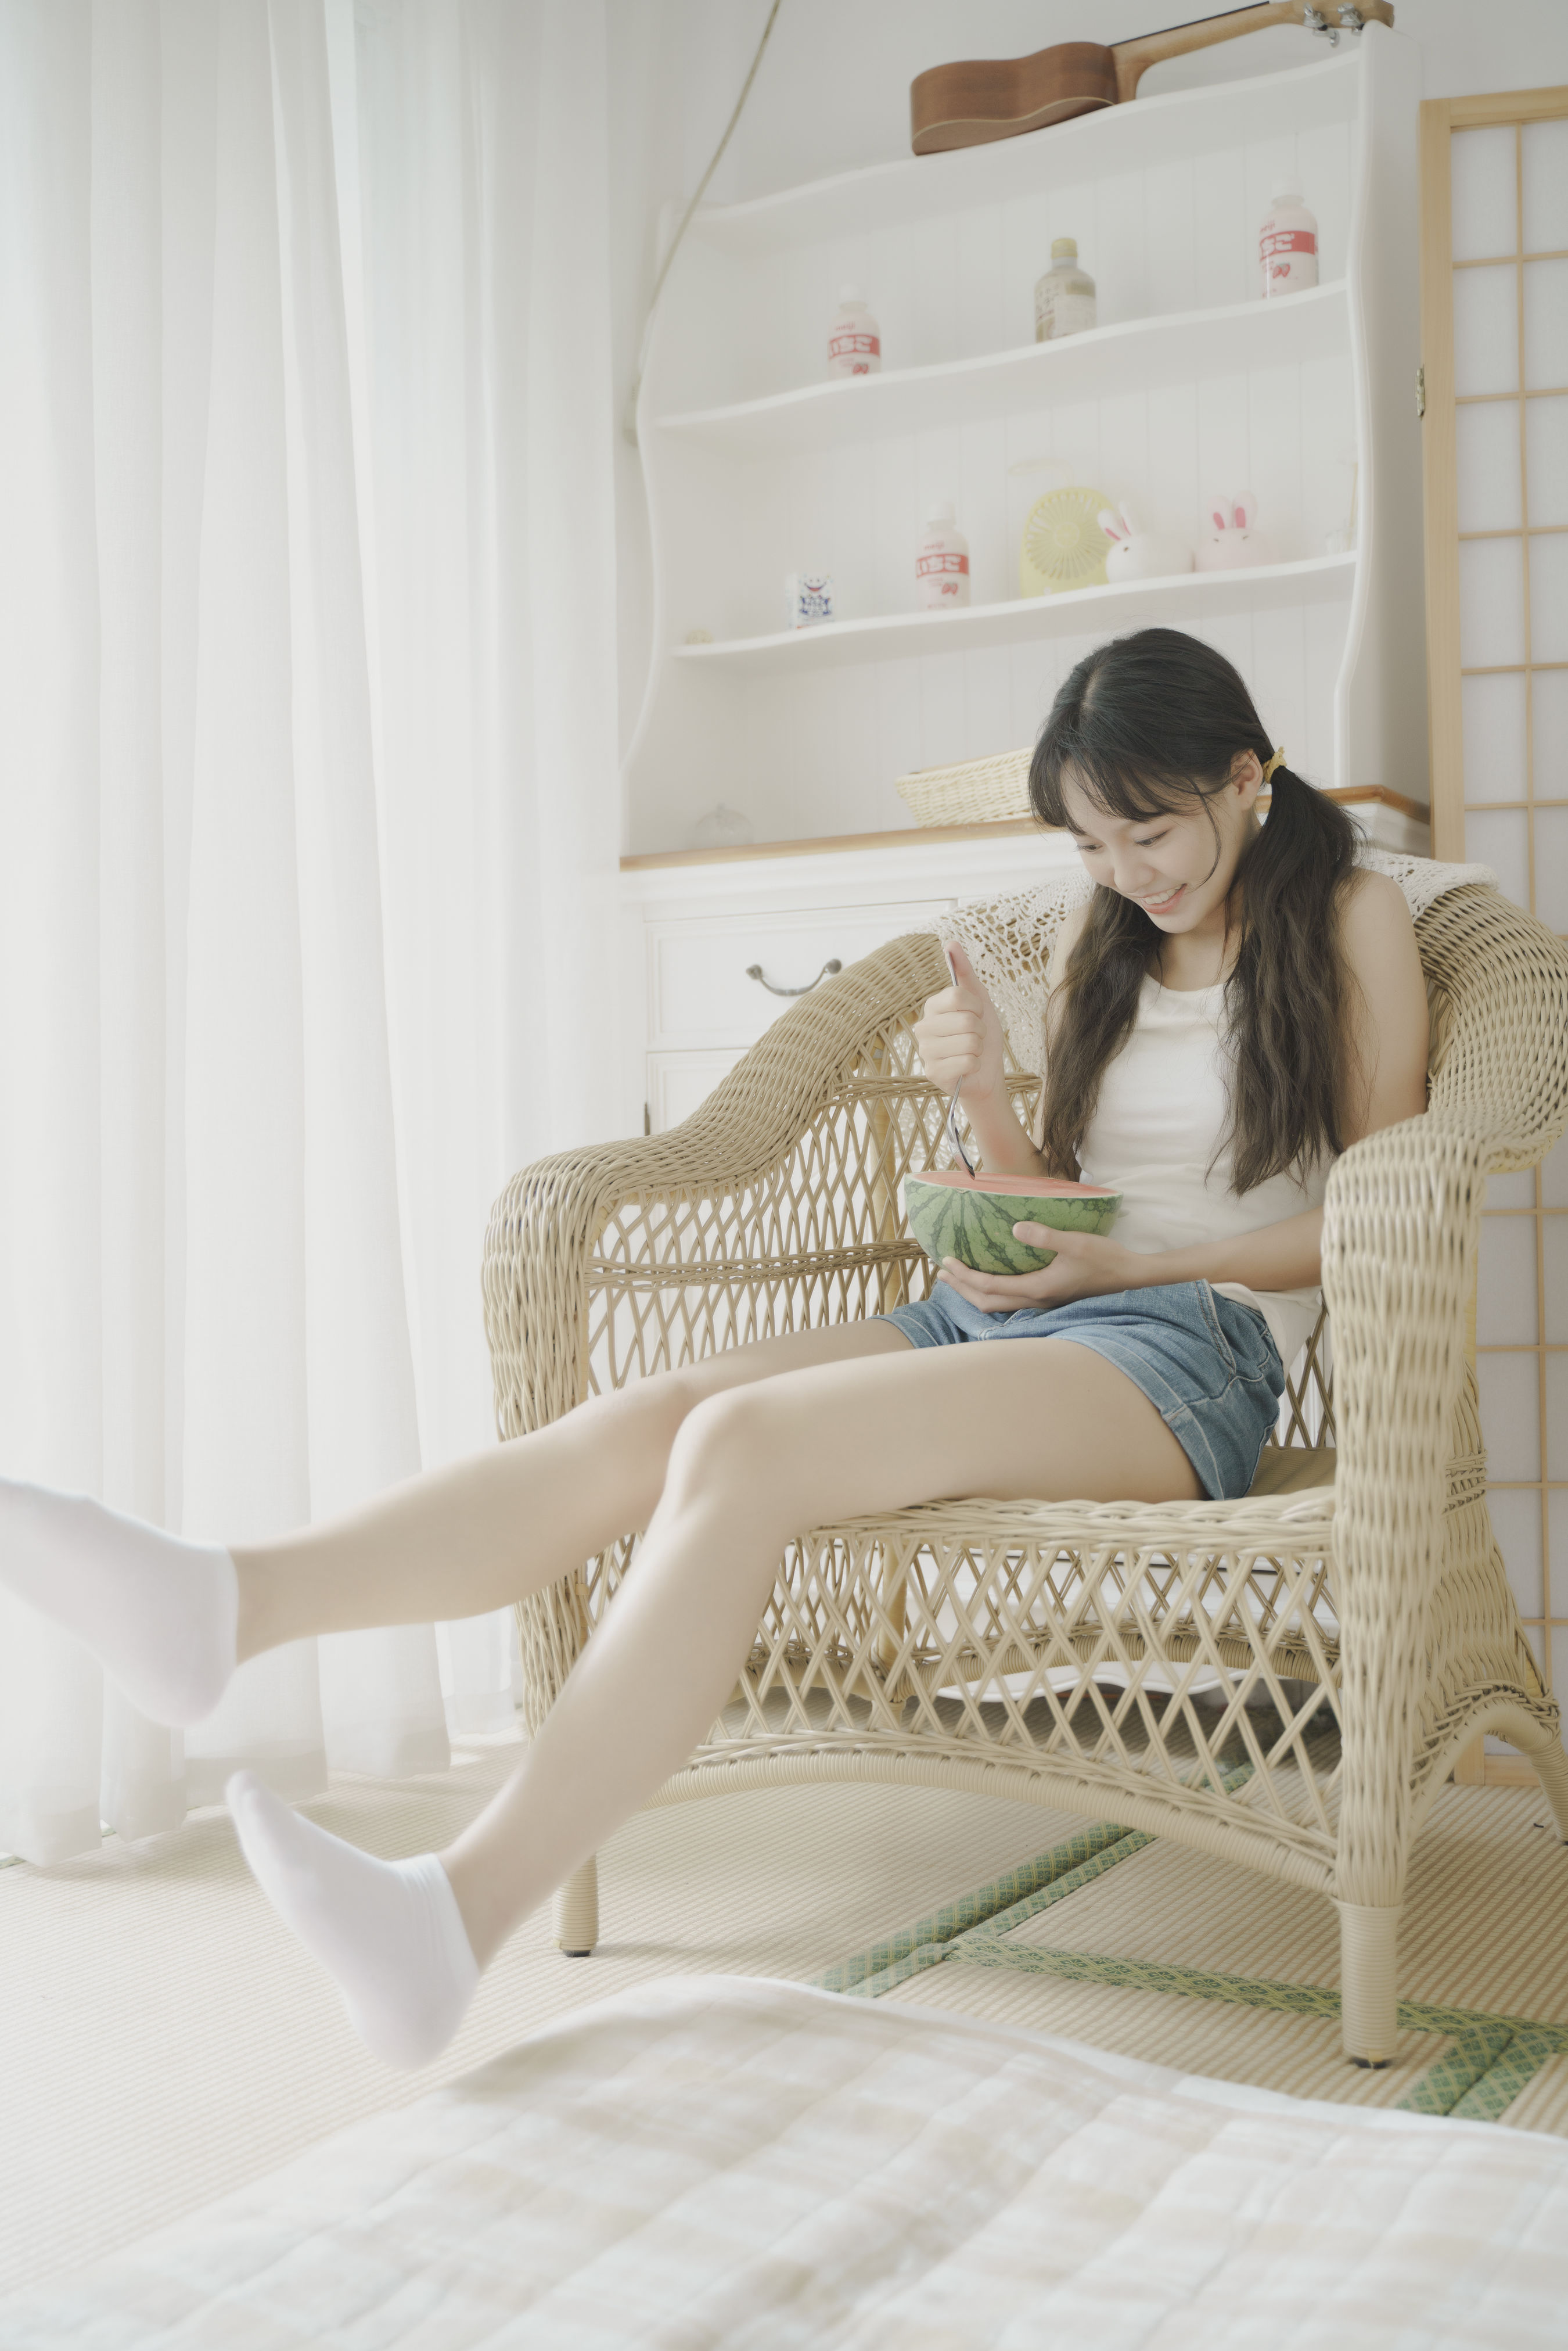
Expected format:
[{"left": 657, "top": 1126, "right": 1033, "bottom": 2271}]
[
  {"left": 227, "top": 1771, "right": 479, "bottom": 2069},
  {"left": 0, "top": 1477, "right": 238, "bottom": 1726}
]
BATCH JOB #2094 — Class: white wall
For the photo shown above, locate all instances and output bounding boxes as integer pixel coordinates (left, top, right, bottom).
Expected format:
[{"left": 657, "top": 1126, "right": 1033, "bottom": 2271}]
[{"left": 607, "top": 0, "right": 1568, "bottom": 802}]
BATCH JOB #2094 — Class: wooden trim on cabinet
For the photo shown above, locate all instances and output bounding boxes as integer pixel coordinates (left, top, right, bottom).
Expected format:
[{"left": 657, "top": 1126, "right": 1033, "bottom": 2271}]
[
  {"left": 1452, "top": 1738, "right": 1545, "bottom": 1788},
  {"left": 621, "top": 818, "right": 1050, "bottom": 871},
  {"left": 1479, "top": 1753, "right": 1549, "bottom": 1787},
  {"left": 620, "top": 787, "right": 1429, "bottom": 873}
]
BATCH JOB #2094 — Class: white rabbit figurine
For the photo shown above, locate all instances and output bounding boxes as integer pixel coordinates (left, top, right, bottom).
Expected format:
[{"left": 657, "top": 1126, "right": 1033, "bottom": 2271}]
[
  {"left": 1195, "top": 490, "right": 1271, "bottom": 571},
  {"left": 1096, "top": 501, "right": 1192, "bottom": 583}
]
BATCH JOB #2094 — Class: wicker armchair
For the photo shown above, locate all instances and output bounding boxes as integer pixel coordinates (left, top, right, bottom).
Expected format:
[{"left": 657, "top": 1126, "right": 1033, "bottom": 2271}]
[{"left": 482, "top": 860, "right": 1568, "bottom": 2064}]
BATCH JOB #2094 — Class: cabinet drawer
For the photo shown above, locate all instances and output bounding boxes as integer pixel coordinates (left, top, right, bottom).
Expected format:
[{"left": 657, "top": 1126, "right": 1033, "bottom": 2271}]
[{"left": 648, "top": 902, "right": 948, "bottom": 1050}]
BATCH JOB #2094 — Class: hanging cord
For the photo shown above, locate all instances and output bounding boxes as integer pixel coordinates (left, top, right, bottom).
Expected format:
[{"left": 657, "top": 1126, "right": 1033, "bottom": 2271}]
[{"left": 621, "top": 0, "right": 783, "bottom": 446}]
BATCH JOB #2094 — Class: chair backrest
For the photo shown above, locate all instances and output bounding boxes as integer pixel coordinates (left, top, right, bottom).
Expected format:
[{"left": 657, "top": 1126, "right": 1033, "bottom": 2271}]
[{"left": 934, "top": 848, "right": 1562, "bottom": 1454}]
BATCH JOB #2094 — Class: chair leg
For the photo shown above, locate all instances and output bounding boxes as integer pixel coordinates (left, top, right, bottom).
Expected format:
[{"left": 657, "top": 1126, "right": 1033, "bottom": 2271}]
[
  {"left": 1522, "top": 1736, "right": 1568, "bottom": 1841},
  {"left": 1336, "top": 1900, "right": 1400, "bottom": 2067},
  {"left": 1481, "top": 1706, "right": 1568, "bottom": 1839},
  {"left": 556, "top": 1856, "right": 599, "bottom": 1957}
]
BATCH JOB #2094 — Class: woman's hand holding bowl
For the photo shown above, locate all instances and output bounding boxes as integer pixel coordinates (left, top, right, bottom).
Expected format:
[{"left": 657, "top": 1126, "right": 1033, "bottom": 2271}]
[{"left": 934, "top": 1222, "right": 1138, "bottom": 1313}]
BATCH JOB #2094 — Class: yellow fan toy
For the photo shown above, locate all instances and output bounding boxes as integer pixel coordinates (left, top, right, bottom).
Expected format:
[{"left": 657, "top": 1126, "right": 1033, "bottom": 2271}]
[{"left": 1019, "top": 483, "right": 1114, "bottom": 597}]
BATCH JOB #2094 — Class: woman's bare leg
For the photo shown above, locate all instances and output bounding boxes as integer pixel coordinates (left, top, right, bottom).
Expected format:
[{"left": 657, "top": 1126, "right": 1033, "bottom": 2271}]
[
  {"left": 0, "top": 1319, "right": 909, "bottom": 1736},
  {"left": 226, "top": 1330, "right": 1199, "bottom": 2063},
  {"left": 444, "top": 1336, "right": 1200, "bottom": 1965},
  {"left": 232, "top": 1319, "right": 914, "bottom": 1660}
]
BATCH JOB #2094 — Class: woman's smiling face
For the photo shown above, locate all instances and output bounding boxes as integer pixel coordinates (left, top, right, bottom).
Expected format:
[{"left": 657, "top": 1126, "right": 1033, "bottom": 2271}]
[{"left": 1058, "top": 758, "right": 1262, "bottom": 935}]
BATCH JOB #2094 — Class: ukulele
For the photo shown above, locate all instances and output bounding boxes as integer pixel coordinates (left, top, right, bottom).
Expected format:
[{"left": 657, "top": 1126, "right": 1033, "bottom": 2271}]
[{"left": 910, "top": 2, "right": 1395, "bottom": 155}]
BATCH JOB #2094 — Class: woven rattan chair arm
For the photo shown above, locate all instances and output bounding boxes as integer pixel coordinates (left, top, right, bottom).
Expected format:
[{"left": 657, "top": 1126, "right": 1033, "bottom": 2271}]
[
  {"left": 1321, "top": 1109, "right": 1488, "bottom": 1510},
  {"left": 483, "top": 932, "right": 948, "bottom": 1434},
  {"left": 1319, "top": 893, "right": 1566, "bottom": 1762},
  {"left": 1319, "top": 1112, "right": 1494, "bottom": 1899}
]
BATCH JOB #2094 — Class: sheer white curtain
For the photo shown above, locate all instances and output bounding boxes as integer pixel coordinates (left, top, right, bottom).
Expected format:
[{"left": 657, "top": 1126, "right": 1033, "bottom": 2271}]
[{"left": 0, "top": 0, "right": 620, "bottom": 1862}]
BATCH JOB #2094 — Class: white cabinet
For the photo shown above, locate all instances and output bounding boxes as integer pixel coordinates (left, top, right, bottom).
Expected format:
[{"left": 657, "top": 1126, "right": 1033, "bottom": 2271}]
[
  {"left": 625, "top": 27, "right": 1425, "bottom": 859},
  {"left": 620, "top": 832, "right": 1083, "bottom": 1136},
  {"left": 647, "top": 904, "right": 952, "bottom": 1053}
]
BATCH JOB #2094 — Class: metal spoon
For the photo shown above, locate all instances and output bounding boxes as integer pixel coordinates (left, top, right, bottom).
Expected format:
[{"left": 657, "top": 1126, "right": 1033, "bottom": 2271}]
[{"left": 943, "top": 944, "right": 977, "bottom": 1178}]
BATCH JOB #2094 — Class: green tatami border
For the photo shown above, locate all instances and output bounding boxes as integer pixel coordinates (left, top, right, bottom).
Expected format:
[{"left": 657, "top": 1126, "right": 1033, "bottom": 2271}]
[{"left": 812, "top": 1810, "right": 1568, "bottom": 2124}]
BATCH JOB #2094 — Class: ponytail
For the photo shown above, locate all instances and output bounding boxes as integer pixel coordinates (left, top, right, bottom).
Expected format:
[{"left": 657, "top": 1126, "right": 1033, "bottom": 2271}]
[{"left": 1224, "top": 761, "right": 1359, "bottom": 1191}]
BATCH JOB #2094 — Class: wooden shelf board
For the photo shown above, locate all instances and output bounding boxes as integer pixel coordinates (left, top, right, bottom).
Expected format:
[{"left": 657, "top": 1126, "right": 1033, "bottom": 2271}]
[
  {"left": 620, "top": 787, "right": 1427, "bottom": 872},
  {"left": 657, "top": 283, "right": 1350, "bottom": 458},
  {"left": 686, "top": 52, "right": 1362, "bottom": 257},
  {"left": 621, "top": 818, "right": 1045, "bottom": 872},
  {"left": 670, "top": 555, "right": 1358, "bottom": 676}
]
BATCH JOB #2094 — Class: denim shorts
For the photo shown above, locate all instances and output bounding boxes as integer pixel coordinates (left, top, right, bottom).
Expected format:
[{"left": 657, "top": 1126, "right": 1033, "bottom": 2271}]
[{"left": 873, "top": 1278, "right": 1286, "bottom": 1502}]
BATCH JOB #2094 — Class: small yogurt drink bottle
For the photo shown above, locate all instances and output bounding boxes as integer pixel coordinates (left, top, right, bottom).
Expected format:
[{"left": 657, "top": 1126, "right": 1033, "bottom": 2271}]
[
  {"left": 828, "top": 285, "right": 880, "bottom": 375},
  {"left": 783, "top": 572, "right": 834, "bottom": 629},
  {"left": 1259, "top": 190, "right": 1318, "bottom": 297},
  {"left": 916, "top": 504, "right": 970, "bottom": 609},
  {"left": 1034, "top": 239, "right": 1097, "bottom": 341}
]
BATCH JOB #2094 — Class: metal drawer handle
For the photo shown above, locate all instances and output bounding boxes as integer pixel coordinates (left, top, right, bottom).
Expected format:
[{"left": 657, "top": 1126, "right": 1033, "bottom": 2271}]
[{"left": 746, "top": 957, "right": 842, "bottom": 998}]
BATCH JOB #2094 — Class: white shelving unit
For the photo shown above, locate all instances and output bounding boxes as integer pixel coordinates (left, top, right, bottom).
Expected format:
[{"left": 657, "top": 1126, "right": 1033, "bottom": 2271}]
[
  {"left": 659, "top": 280, "right": 1352, "bottom": 457},
  {"left": 670, "top": 554, "right": 1359, "bottom": 676},
  {"left": 625, "top": 28, "right": 1425, "bottom": 857}
]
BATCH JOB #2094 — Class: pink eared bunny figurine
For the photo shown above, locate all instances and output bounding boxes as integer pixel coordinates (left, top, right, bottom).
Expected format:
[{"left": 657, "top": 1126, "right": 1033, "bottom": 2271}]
[
  {"left": 1097, "top": 501, "right": 1193, "bottom": 583},
  {"left": 1195, "top": 491, "right": 1271, "bottom": 571}
]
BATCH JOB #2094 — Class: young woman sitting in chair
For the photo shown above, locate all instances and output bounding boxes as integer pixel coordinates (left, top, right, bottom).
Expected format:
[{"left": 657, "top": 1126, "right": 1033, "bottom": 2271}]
[{"left": 0, "top": 627, "right": 1430, "bottom": 2067}]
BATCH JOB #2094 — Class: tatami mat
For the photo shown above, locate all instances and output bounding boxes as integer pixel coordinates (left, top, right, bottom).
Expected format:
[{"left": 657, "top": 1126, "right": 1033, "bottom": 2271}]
[
  {"left": 880, "top": 1781, "right": 1568, "bottom": 2122},
  {"left": 2, "top": 1733, "right": 1566, "bottom": 2298}
]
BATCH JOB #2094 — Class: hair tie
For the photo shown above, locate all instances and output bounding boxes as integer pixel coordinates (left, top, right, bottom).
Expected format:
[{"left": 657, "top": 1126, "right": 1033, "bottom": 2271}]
[{"left": 1261, "top": 746, "right": 1286, "bottom": 784}]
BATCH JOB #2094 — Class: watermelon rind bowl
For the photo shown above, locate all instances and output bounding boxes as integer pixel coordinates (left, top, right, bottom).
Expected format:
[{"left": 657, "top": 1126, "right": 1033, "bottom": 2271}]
[{"left": 903, "top": 1168, "right": 1120, "bottom": 1275}]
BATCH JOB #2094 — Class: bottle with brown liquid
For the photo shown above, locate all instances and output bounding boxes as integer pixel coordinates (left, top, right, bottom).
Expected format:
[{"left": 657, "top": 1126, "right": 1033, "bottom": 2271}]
[{"left": 1034, "top": 239, "right": 1096, "bottom": 342}]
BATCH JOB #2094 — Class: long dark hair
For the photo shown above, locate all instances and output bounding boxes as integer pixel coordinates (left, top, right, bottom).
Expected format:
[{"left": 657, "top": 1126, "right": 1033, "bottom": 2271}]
[{"left": 1028, "top": 628, "right": 1360, "bottom": 1194}]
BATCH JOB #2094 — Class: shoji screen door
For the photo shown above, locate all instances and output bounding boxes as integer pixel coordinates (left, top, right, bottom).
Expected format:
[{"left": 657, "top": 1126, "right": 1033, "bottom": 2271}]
[{"left": 1420, "top": 88, "right": 1568, "bottom": 1782}]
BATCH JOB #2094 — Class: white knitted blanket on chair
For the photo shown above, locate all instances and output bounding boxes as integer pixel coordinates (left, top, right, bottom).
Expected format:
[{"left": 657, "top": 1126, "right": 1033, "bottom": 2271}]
[{"left": 927, "top": 847, "right": 1496, "bottom": 1091}]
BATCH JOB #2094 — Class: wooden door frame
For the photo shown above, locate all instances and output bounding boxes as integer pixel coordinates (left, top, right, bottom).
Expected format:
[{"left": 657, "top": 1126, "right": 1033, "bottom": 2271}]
[
  {"left": 1421, "top": 85, "right": 1568, "bottom": 1786},
  {"left": 1420, "top": 84, "right": 1568, "bottom": 862}
]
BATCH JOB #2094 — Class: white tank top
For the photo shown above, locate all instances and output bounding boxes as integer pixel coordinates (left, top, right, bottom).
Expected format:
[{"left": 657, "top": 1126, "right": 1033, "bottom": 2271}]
[{"left": 1073, "top": 973, "right": 1330, "bottom": 1369}]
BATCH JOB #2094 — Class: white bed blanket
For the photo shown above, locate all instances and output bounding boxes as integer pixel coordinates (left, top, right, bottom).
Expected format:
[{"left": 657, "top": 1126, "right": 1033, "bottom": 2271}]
[{"left": 6, "top": 1974, "right": 1567, "bottom": 2349}]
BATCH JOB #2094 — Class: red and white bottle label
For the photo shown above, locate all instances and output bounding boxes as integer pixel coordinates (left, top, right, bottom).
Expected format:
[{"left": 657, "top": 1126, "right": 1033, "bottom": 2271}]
[
  {"left": 917, "top": 548, "right": 970, "bottom": 602},
  {"left": 828, "top": 328, "right": 880, "bottom": 375},
  {"left": 1260, "top": 227, "right": 1318, "bottom": 292}
]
